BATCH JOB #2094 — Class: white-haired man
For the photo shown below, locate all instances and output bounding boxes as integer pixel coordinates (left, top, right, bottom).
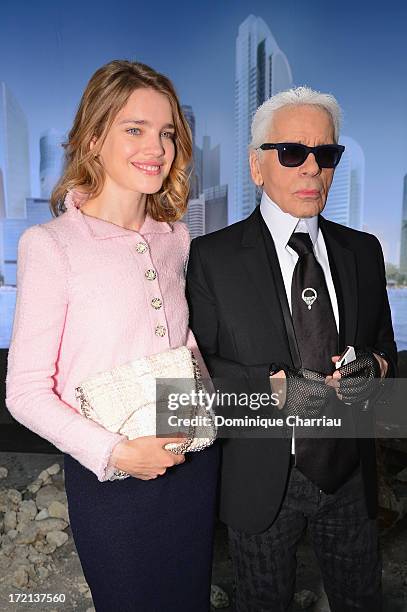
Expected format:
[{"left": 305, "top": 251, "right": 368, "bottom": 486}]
[{"left": 186, "top": 87, "right": 397, "bottom": 611}]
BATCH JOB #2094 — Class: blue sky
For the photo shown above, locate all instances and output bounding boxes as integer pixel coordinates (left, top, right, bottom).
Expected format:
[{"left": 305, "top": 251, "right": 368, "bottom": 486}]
[{"left": 1, "top": 0, "right": 406, "bottom": 262}]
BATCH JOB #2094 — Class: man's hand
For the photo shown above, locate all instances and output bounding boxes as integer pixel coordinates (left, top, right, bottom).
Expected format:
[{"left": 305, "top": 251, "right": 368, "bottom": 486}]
[
  {"left": 326, "top": 350, "right": 387, "bottom": 403},
  {"left": 270, "top": 365, "right": 333, "bottom": 418}
]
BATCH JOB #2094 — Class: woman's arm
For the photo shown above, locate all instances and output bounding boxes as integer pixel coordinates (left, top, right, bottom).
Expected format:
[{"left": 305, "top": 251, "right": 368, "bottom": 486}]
[{"left": 5, "top": 224, "right": 125, "bottom": 482}]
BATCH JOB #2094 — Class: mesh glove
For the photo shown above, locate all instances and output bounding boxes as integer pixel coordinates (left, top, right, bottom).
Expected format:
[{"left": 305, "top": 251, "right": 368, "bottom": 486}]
[
  {"left": 337, "top": 349, "right": 381, "bottom": 404},
  {"left": 271, "top": 364, "right": 333, "bottom": 419}
]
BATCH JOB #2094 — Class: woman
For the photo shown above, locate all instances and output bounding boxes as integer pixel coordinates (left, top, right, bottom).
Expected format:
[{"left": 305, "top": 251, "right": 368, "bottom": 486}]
[{"left": 6, "top": 60, "right": 219, "bottom": 611}]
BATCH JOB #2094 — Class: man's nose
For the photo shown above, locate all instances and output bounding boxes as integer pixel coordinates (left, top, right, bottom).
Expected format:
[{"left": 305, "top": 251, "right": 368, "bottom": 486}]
[{"left": 299, "top": 152, "right": 320, "bottom": 175}]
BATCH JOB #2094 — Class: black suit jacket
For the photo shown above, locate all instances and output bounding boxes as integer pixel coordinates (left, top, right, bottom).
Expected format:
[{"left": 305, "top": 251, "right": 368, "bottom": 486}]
[{"left": 186, "top": 206, "right": 397, "bottom": 534}]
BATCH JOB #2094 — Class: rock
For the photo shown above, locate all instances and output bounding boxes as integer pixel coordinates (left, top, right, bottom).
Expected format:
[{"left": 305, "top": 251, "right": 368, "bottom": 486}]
[
  {"left": 34, "top": 540, "right": 57, "bottom": 555},
  {"left": 210, "top": 584, "right": 230, "bottom": 608},
  {"left": 4, "top": 510, "right": 17, "bottom": 532},
  {"left": 14, "top": 524, "right": 39, "bottom": 545},
  {"left": 7, "top": 529, "right": 18, "bottom": 540},
  {"left": 11, "top": 566, "right": 29, "bottom": 588},
  {"left": 46, "top": 530, "right": 69, "bottom": 548},
  {"left": 7, "top": 489, "right": 22, "bottom": 506},
  {"left": 36, "top": 565, "right": 49, "bottom": 581},
  {"left": 27, "top": 481, "right": 42, "bottom": 494},
  {"left": 0, "top": 517, "right": 3, "bottom": 534},
  {"left": 13, "top": 544, "right": 30, "bottom": 561},
  {"left": 38, "top": 469, "right": 51, "bottom": 482},
  {"left": 35, "top": 517, "right": 68, "bottom": 535},
  {"left": 18, "top": 499, "right": 38, "bottom": 522},
  {"left": 0, "top": 466, "right": 8, "bottom": 479},
  {"left": 294, "top": 589, "right": 319, "bottom": 609},
  {"left": 1, "top": 541, "right": 15, "bottom": 557},
  {"left": 35, "top": 508, "right": 50, "bottom": 521},
  {"left": 28, "top": 550, "right": 48, "bottom": 565},
  {"left": 36, "top": 485, "right": 67, "bottom": 510},
  {"left": 48, "top": 500, "right": 69, "bottom": 522},
  {"left": 47, "top": 463, "right": 61, "bottom": 476}
]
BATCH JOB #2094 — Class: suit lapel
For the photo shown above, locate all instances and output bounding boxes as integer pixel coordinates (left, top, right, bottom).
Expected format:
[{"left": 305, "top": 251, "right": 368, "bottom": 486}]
[
  {"left": 319, "top": 216, "right": 358, "bottom": 350},
  {"left": 240, "top": 207, "right": 300, "bottom": 368}
]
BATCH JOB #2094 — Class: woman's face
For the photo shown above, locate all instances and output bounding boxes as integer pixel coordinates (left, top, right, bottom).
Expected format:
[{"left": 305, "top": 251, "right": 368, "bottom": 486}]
[{"left": 95, "top": 87, "right": 176, "bottom": 195}]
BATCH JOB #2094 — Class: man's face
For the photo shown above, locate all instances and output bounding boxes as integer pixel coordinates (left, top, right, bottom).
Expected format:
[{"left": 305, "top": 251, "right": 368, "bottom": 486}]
[{"left": 250, "top": 104, "right": 336, "bottom": 218}]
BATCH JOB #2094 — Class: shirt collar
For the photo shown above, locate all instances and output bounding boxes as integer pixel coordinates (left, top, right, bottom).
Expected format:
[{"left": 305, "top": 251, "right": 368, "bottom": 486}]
[
  {"left": 63, "top": 189, "right": 173, "bottom": 239},
  {"left": 259, "top": 190, "right": 319, "bottom": 247}
]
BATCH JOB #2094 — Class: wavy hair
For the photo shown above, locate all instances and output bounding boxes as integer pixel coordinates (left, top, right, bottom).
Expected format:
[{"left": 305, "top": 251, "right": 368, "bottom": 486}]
[{"left": 51, "top": 60, "right": 192, "bottom": 221}]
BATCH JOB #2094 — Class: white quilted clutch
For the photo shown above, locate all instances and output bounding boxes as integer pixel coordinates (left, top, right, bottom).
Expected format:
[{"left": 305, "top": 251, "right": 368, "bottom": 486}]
[{"left": 75, "top": 346, "right": 216, "bottom": 480}]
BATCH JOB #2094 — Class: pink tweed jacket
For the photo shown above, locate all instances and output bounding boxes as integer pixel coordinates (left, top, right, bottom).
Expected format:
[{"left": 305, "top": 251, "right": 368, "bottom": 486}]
[{"left": 5, "top": 191, "right": 209, "bottom": 481}]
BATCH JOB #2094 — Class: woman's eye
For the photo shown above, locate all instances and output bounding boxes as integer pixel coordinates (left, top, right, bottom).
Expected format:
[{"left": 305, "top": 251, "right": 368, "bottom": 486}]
[
  {"left": 161, "top": 131, "right": 175, "bottom": 140},
  {"left": 127, "top": 128, "right": 141, "bottom": 136}
]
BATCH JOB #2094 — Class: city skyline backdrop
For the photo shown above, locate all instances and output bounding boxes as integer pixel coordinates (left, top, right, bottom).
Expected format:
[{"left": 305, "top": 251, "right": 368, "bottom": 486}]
[{"left": 0, "top": 0, "right": 406, "bottom": 262}]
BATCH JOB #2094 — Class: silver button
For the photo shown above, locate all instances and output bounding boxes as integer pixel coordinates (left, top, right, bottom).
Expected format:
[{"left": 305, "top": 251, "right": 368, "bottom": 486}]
[
  {"left": 155, "top": 324, "right": 166, "bottom": 337},
  {"left": 145, "top": 269, "right": 157, "bottom": 281},
  {"left": 151, "top": 298, "right": 162, "bottom": 310},
  {"left": 136, "top": 241, "right": 148, "bottom": 254}
]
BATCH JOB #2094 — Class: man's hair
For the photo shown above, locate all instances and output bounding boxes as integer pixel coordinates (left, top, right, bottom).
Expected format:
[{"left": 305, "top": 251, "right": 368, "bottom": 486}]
[{"left": 249, "top": 86, "right": 342, "bottom": 151}]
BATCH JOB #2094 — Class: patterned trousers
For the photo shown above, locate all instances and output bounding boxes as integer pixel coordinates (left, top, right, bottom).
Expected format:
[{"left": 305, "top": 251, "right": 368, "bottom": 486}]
[{"left": 228, "top": 465, "right": 382, "bottom": 612}]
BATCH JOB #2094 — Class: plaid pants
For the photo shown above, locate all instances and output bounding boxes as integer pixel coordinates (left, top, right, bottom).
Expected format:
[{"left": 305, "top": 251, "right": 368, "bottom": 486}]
[{"left": 228, "top": 465, "right": 382, "bottom": 612}]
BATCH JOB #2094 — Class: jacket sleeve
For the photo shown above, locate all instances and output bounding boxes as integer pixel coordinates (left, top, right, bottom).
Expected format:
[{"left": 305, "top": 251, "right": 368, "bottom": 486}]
[
  {"left": 5, "top": 225, "right": 125, "bottom": 482},
  {"left": 186, "top": 237, "right": 271, "bottom": 393},
  {"left": 372, "top": 236, "right": 398, "bottom": 377}
]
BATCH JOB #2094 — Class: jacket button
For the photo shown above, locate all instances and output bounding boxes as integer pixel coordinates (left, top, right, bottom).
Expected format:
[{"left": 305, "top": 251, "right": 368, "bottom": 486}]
[
  {"left": 145, "top": 269, "right": 157, "bottom": 281},
  {"left": 151, "top": 298, "right": 162, "bottom": 309},
  {"left": 136, "top": 242, "right": 148, "bottom": 253},
  {"left": 155, "top": 324, "right": 166, "bottom": 337}
]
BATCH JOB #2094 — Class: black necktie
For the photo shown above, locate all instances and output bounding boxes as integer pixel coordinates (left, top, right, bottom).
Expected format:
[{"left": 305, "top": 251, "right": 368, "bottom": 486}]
[
  {"left": 288, "top": 232, "right": 338, "bottom": 373},
  {"left": 288, "top": 232, "right": 359, "bottom": 492}
]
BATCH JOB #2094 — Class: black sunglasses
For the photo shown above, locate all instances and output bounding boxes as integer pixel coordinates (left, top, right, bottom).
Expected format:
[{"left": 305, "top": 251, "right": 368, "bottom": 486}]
[{"left": 258, "top": 142, "right": 345, "bottom": 168}]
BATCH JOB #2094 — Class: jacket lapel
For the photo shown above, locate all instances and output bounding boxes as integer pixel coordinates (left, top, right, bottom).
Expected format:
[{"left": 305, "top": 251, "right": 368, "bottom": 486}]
[
  {"left": 319, "top": 216, "right": 358, "bottom": 351},
  {"left": 240, "top": 207, "right": 300, "bottom": 368}
]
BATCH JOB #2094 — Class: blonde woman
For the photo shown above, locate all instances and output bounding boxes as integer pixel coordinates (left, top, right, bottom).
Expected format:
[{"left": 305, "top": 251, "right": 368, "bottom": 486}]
[{"left": 6, "top": 60, "right": 219, "bottom": 611}]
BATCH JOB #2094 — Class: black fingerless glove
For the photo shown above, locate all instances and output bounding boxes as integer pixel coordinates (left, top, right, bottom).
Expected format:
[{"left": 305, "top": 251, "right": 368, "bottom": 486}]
[
  {"left": 337, "top": 349, "right": 381, "bottom": 403},
  {"left": 270, "top": 364, "right": 333, "bottom": 419}
]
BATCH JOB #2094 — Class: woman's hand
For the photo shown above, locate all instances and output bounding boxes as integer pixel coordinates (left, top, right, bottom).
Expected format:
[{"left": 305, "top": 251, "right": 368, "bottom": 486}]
[{"left": 108, "top": 436, "right": 186, "bottom": 480}]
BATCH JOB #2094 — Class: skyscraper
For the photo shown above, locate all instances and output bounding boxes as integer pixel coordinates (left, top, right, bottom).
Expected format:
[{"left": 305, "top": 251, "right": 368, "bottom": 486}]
[
  {"left": 205, "top": 185, "right": 228, "bottom": 234},
  {"left": 185, "top": 193, "right": 205, "bottom": 239},
  {"left": 201, "top": 135, "right": 220, "bottom": 191},
  {"left": 324, "top": 135, "right": 365, "bottom": 230},
  {"left": 182, "top": 104, "right": 201, "bottom": 198},
  {"left": 0, "top": 82, "right": 31, "bottom": 218},
  {"left": 40, "top": 129, "right": 65, "bottom": 199},
  {"left": 184, "top": 186, "right": 228, "bottom": 239},
  {"left": 0, "top": 197, "right": 52, "bottom": 287},
  {"left": 234, "top": 15, "right": 293, "bottom": 222},
  {"left": 399, "top": 174, "right": 407, "bottom": 275}
]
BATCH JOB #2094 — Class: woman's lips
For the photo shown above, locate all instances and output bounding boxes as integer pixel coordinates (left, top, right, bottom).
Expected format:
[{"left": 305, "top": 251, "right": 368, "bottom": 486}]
[{"left": 131, "top": 162, "right": 162, "bottom": 176}]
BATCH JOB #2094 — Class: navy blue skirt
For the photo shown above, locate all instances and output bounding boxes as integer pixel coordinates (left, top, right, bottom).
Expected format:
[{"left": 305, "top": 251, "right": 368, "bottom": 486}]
[{"left": 63, "top": 442, "right": 220, "bottom": 612}]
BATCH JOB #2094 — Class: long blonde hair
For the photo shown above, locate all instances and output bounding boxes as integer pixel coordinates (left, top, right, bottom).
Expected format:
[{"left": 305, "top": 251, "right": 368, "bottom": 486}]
[{"left": 51, "top": 60, "right": 192, "bottom": 221}]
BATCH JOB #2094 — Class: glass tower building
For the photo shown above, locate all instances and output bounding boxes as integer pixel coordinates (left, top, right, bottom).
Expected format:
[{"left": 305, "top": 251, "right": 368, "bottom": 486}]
[
  {"left": 324, "top": 135, "right": 365, "bottom": 230},
  {"left": 233, "top": 15, "right": 292, "bottom": 223},
  {"left": 40, "top": 129, "right": 65, "bottom": 199},
  {"left": 399, "top": 175, "right": 407, "bottom": 275},
  {"left": 0, "top": 82, "right": 31, "bottom": 218}
]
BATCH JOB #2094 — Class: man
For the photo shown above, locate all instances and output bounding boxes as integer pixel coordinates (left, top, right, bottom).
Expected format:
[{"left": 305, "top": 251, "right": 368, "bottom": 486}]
[{"left": 186, "top": 87, "right": 397, "bottom": 612}]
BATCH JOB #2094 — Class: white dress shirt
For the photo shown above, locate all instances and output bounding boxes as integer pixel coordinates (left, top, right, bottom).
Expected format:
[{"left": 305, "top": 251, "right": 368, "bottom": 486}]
[{"left": 259, "top": 190, "right": 340, "bottom": 453}]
